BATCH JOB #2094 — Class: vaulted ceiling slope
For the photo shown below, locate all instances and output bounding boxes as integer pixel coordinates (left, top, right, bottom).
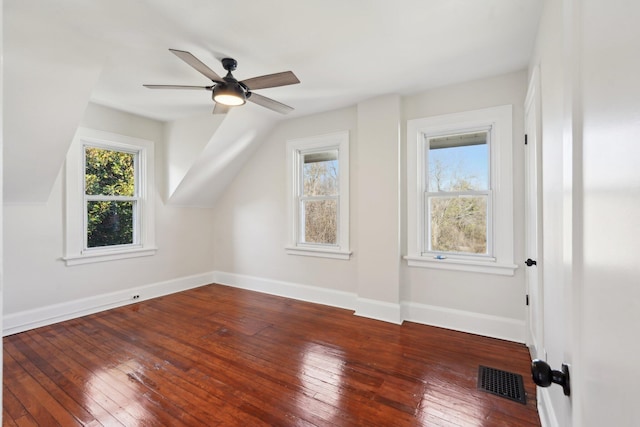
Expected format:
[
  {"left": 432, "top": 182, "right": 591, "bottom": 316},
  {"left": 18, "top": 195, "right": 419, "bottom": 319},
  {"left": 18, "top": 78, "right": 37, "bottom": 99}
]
[{"left": 3, "top": 0, "right": 541, "bottom": 205}]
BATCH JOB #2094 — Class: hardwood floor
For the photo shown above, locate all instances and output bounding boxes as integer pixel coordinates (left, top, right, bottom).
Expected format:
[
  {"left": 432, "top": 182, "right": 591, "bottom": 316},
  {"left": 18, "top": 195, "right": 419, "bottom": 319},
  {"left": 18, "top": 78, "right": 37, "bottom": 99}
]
[{"left": 3, "top": 284, "right": 540, "bottom": 426}]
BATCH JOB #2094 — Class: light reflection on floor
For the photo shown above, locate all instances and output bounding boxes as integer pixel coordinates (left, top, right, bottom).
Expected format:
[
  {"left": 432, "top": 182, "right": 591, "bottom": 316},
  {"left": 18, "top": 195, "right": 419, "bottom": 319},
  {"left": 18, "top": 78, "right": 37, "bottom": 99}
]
[
  {"left": 298, "top": 342, "right": 347, "bottom": 423},
  {"left": 83, "top": 361, "right": 154, "bottom": 426}
]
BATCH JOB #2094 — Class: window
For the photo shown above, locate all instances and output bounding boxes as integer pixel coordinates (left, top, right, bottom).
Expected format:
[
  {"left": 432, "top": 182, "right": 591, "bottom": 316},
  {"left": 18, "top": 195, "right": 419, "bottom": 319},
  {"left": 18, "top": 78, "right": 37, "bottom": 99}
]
[
  {"left": 286, "top": 131, "right": 351, "bottom": 259},
  {"left": 405, "top": 106, "right": 517, "bottom": 275},
  {"left": 64, "top": 128, "right": 156, "bottom": 266},
  {"left": 426, "top": 131, "right": 491, "bottom": 255},
  {"left": 84, "top": 146, "right": 139, "bottom": 249}
]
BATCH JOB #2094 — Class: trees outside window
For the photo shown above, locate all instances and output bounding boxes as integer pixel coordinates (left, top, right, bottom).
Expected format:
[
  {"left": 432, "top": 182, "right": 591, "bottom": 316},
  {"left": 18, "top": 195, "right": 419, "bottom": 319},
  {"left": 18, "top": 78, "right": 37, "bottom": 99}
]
[
  {"left": 84, "top": 146, "right": 138, "bottom": 248},
  {"left": 426, "top": 131, "right": 490, "bottom": 255},
  {"left": 300, "top": 150, "right": 339, "bottom": 245}
]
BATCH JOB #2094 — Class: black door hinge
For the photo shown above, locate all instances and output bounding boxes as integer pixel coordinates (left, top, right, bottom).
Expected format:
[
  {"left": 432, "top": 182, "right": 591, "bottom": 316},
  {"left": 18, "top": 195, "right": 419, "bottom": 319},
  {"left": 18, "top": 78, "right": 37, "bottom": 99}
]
[
  {"left": 526, "top": 294, "right": 530, "bottom": 306},
  {"left": 525, "top": 134, "right": 528, "bottom": 145}
]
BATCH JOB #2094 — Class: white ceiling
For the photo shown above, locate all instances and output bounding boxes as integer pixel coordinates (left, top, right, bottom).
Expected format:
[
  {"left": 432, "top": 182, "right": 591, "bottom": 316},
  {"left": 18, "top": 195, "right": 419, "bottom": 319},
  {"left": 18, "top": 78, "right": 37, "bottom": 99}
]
[
  {"left": 3, "top": 0, "right": 542, "bottom": 205},
  {"left": 9, "top": 0, "right": 542, "bottom": 122}
]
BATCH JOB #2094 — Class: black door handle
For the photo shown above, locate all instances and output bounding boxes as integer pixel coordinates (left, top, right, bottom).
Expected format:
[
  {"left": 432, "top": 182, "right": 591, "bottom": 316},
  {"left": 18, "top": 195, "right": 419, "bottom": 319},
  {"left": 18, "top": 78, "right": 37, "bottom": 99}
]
[
  {"left": 531, "top": 360, "right": 571, "bottom": 396},
  {"left": 525, "top": 258, "right": 537, "bottom": 267}
]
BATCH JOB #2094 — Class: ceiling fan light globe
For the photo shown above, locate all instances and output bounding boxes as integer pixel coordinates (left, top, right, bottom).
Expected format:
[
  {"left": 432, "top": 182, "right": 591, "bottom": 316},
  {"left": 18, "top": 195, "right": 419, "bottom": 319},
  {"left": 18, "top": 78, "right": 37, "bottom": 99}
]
[{"left": 213, "top": 83, "right": 246, "bottom": 106}]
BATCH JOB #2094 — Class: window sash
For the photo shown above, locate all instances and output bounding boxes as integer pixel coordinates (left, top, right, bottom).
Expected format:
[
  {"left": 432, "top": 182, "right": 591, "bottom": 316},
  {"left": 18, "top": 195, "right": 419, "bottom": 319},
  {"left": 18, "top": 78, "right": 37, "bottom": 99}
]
[
  {"left": 82, "top": 144, "right": 142, "bottom": 251},
  {"left": 296, "top": 148, "right": 341, "bottom": 247},
  {"left": 298, "top": 195, "right": 340, "bottom": 246},
  {"left": 423, "top": 190, "right": 492, "bottom": 257},
  {"left": 421, "top": 126, "right": 493, "bottom": 259}
]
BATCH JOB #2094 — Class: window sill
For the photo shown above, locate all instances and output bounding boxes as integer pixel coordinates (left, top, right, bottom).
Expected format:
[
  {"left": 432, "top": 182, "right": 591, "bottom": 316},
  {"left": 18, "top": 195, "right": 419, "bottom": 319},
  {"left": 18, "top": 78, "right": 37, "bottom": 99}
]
[
  {"left": 63, "top": 247, "right": 158, "bottom": 266},
  {"left": 285, "top": 246, "right": 352, "bottom": 260},
  {"left": 404, "top": 255, "right": 517, "bottom": 276}
]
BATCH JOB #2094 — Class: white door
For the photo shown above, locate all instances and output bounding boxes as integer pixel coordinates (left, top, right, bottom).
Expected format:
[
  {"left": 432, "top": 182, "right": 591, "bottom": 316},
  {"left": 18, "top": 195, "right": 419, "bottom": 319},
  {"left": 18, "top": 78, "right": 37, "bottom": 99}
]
[{"left": 524, "top": 69, "right": 544, "bottom": 360}]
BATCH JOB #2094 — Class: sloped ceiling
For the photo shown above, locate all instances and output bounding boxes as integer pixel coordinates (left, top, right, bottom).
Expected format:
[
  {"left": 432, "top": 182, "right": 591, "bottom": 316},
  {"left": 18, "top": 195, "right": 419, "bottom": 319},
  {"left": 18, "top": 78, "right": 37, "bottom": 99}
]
[{"left": 3, "top": 0, "right": 541, "bottom": 205}]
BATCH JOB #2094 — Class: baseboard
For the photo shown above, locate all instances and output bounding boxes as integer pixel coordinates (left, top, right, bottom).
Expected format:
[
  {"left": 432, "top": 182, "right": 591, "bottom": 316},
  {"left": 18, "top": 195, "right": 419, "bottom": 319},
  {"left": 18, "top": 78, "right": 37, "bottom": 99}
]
[
  {"left": 537, "top": 387, "right": 560, "bottom": 427},
  {"left": 354, "top": 297, "right": 403, "bottom": 324},
  {"left": 214, "top": 271, "right": 402, "bottom": 324},
  {"left": 401, "top": 301, "right": 526, "bottom": 343},
  {"left": 4, "top": 269, "right": 526, "bottom": 344},
  {"left": 3, "top": 271, "right": 216, "bottom": 336},
  {"left": 213, "top": 271, "right": 357, "bottom": 311}
]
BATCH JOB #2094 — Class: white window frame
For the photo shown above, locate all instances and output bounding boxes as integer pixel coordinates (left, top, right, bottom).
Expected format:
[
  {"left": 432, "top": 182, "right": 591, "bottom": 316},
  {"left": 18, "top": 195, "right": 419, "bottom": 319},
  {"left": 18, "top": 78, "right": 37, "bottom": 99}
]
[
  {"left": 286, "top": 131, "right": 351, "bottom": 260},
  {"left": 64, "top": 127, "right": 156, "bottom": 266},
  {"left": 405, "top": 106, "right": 517, "bottom": 275}
]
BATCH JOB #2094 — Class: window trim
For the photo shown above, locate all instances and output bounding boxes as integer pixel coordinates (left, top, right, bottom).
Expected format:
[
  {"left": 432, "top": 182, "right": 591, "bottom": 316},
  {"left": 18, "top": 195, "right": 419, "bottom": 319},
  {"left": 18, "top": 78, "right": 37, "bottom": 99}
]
[
  {"left": 286, "top": 131, "right": 351, "bottom": 260},
  {"left": 64, "top": 127, "right": 156, "bottom": 266},
  {"left": 405, "top": 106, "right": 517, "bottom": 276}
]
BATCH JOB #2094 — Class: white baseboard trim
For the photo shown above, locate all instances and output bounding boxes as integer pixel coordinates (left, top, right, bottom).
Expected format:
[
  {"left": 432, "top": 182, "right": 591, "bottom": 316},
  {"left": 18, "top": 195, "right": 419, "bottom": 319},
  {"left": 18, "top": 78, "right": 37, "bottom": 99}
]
[
  {"left": 3, "top": 271, "right": 215, "bottom": 336},
  {"left": 537, "top": 387, "right": 560, "bottom": 427},
  {"left": 4, "top": 268, "right": 526, "bottom": 346},
  {"left": 213, "top": 271, "right": 357, "bottom": 311},
  {"left": 401, "top": 301, "right": 526, "bottom": 343},
  {"left": 354, "top": 297, "right": 403, "bottom": 324},
  {"left": 213, "top": 271, "right": 524, "bottom": 343}
]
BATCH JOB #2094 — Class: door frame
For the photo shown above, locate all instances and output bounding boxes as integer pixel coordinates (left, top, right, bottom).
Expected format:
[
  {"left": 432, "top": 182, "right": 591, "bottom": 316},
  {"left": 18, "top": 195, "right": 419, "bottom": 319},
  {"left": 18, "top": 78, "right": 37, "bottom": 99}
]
[{"left": 524, "top": 66, "right": 545, "bottom": 360}]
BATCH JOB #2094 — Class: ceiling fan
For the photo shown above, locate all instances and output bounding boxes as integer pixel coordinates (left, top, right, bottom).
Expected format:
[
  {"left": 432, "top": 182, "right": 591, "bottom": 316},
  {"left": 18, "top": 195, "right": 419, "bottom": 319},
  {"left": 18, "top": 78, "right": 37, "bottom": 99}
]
[{"left": 144, "top": 49, "right": 300, "bottom": 115}]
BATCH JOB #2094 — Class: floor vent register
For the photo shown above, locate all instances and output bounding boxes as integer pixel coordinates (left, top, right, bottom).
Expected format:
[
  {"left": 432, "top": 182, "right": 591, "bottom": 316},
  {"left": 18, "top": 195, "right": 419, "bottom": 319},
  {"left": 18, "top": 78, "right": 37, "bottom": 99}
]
[{"left": 477, "top": 365, "right": 526, "bottom": 404}]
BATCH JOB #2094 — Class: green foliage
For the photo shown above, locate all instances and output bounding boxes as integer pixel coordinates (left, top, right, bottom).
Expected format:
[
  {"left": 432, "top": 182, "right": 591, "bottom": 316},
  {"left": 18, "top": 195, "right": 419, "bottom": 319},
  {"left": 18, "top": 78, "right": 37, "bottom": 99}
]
[
  {"left": 85, "top": 147, "right": 136, "bottom": 248},
  {"left": 85, "top": 147, "right": 135, "bottom": 196},
  {"left": 87, "top": 201, "right": 134, "bottom": 248}
]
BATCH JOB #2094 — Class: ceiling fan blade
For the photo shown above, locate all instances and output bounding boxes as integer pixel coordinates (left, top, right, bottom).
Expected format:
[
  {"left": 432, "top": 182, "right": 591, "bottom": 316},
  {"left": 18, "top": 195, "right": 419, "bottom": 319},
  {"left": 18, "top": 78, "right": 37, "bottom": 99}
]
[
  {"left": 169, "top": 49, "right": 224, "bottom": 83},
  {"left": 247, "top": 92, "right": 294, "bottom": 114},
  {"left": 143, "top": 84, "right": 212, "bottom": 90},
  {"left": 241, "top": 71, "right": 300, "bottom": 90},
  {"left": 212, "top": 103, "right": 231, "bottom": 115}
]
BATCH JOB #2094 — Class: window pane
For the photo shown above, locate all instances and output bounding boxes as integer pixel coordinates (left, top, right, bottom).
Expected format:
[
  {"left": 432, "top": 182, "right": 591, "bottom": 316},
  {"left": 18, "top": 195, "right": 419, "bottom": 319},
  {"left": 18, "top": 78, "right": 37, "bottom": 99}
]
[
  {"left": 85, "top": 147, "right": 135, "bottom": 196},
  {"left": 87, "top": 201, "right": 134, "bottom": 248},
  {"left": 429, "top": 196, "right": 487, "bottom": 254},
  {"left": 302, "top": 199, "right": 337, "bottom": 244},
  {"left": 428, "top": 131, "right": 489, "bottom": 192},
  {"left": 303, "top": 150, "right": 338, "bottom": 196}
]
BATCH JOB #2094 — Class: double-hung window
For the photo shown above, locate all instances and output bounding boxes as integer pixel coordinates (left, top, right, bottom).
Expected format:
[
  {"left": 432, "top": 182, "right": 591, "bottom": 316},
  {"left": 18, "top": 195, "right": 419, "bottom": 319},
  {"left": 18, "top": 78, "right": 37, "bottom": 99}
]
[
  {"left": 286, "top": 131, "right": 351, "bottom": 259},
  {"left": 406, "top": 105, "right": 517, "bottom": 275},
  {"left": 84, "top": 145, "right": 139, "bottom": 249},
  {"left": 299, "top": 149, "right": 339, "bottom": 245},
  {"left": 64, "top": 127, "right": 156, "bottom": 265},
  {"left": 425, "top": 130, "right": 491, "bottom": 256}
]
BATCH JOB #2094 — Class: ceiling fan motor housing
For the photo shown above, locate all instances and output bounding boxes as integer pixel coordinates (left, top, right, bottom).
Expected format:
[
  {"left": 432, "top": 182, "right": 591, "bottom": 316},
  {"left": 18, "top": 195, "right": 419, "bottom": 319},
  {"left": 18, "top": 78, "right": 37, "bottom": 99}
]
[{"left": 221, "top": 58, "right": 238, "bottom": 72}]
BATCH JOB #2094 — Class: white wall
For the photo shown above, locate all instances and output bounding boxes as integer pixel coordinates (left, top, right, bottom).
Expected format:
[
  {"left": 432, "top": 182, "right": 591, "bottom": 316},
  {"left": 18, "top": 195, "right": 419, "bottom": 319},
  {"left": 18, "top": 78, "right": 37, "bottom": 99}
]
[
  {"left": 355, "top": 95, "right": 402, "bottom": 321},
  {"left": 3, "top": 104, "right": 216, "bottom": 333},
  {"left": 3, "top": 1, "right": 109, "bottom": 204},
  {"left": 212, "top": 70, "right": 528, "bottom": 341},
  {"left": 213, "top": 107, "right": 359, "bottom": 295},
  {"left": 401, "top": 71, "right": 528, "bottom": 324}
]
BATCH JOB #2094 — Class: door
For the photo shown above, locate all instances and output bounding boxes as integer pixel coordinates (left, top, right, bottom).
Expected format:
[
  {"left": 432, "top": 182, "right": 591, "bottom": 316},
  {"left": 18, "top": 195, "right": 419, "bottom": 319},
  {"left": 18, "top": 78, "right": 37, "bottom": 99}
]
[{"left": 524, "top": 68, "right": 544, "bottom": 360}]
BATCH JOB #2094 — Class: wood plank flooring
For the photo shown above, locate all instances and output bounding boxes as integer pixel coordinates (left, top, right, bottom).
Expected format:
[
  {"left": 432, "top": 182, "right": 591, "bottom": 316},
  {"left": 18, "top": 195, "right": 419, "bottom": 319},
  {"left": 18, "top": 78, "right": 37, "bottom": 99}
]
[{"left": 3, "top": 284, "right": 541, "bottom": 426}]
